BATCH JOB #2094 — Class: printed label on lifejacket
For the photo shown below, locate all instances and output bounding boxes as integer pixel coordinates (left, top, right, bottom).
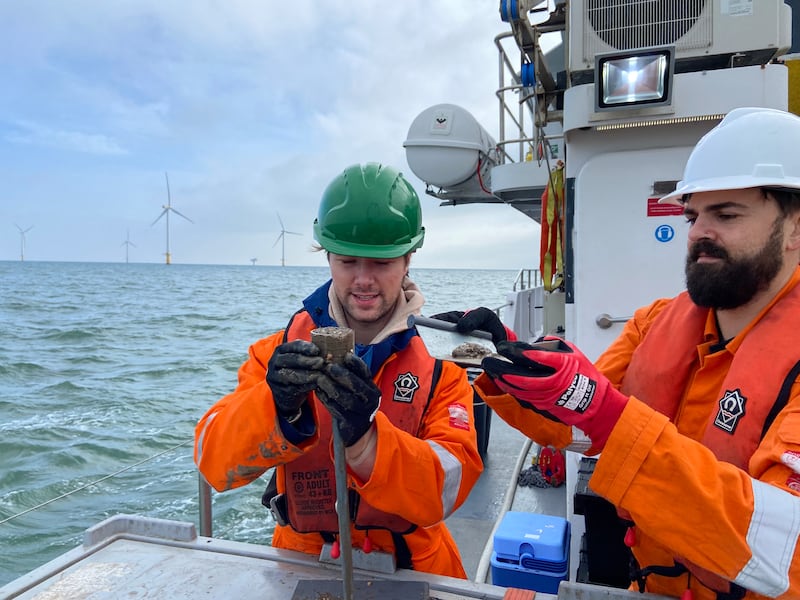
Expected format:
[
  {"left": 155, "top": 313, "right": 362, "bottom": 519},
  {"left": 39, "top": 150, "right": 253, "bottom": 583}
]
[{"left": 291, "top": 468, "right": 334, "bottom": 515}]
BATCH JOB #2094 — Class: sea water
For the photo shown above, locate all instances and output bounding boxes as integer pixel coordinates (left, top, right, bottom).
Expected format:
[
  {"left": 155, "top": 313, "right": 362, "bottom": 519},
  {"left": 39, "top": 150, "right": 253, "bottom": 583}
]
[{"left": 0, "top": 260, "right": 518, "bottom": 586}]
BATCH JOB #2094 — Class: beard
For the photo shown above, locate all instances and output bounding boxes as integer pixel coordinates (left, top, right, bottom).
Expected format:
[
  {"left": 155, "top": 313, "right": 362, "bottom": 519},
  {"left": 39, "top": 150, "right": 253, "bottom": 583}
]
[{"left": 685, "top": 219, "right": 784, "bottom": 309}]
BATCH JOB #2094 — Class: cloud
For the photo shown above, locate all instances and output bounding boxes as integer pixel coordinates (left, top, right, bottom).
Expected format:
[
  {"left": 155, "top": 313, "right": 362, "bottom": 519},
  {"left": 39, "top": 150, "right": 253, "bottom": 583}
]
[
  {"left": 0, "top": 1, "right": 546, "bottom": 270},
  {"left": 5, "top": 120, "right": 127, "bottom": 155}
]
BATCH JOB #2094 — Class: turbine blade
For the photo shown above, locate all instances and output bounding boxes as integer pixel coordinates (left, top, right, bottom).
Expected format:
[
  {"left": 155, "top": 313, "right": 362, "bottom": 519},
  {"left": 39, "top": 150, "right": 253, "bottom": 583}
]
[
  {"left": 277, "top": 212, "right": 285, "bottom": 230},
  {"left": 165, "top": 172, "right": 171, "bottom": 205},
  {"left": 287, "top": 231, "right": 302, "bottom": 236},
  {"left": 272, "top": 232, "right": 284, "bottom": 247},
  {"left": 151, "top": 208, "right": 168, "bottom": 225},
  {"left": 170, "top": 207, "right": 194, "bottom": 223}
]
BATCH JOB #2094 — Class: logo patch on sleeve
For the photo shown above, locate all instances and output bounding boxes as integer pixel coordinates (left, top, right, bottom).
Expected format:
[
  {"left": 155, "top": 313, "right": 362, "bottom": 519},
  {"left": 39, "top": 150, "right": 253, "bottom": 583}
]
[
  {"left": 448, "top": 403, "right": 470, "bottom": 431},
  {"left": 781, "top": 450, "right": 800, "bottom": 475}
]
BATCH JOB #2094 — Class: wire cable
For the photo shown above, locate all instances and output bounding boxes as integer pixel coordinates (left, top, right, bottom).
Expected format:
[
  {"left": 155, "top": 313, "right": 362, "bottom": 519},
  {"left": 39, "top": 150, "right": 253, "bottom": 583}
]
[{"left": 0, "top": 439, "right": 192, "bottom": 526}]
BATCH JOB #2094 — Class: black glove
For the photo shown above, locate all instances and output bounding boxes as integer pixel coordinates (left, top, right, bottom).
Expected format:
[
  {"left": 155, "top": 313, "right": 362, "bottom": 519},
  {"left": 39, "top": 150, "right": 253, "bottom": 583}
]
[
  {"left": 431, "top": 307, "right": 514, "bottom": 345},
  {"left": 315, "top": 353, "right": 381, "bottom": 446},
  {"left": 266, "top": 340, "right": 325, "bottom": 418}
]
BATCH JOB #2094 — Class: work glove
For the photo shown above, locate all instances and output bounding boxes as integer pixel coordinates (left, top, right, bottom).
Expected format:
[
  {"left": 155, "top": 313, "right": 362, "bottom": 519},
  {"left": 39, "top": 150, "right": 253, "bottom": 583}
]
[
  {"left": 431, "top": 307, "right": 517, "bottom": 345},
  {"left": 315, "top": 353, "right": 381, "bottom": 447},
  {"left": 266, "top": 340, "right": 325, "bottom": 419},
  {"left": 481, "top": 338, "right": 628, "bottom": 450}
]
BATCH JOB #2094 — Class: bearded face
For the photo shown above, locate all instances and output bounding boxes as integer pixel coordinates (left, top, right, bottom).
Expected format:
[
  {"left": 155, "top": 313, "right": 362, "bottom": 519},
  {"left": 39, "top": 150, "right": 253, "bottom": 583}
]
[{"left": 685, "top": 216, "right": 784, "bottom": 309}]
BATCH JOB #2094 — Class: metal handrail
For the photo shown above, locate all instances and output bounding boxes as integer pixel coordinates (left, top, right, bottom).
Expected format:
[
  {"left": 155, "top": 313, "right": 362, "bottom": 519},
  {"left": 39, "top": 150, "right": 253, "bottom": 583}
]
[
  {"left": 512, "top": 268, "right": 542, "bottom": 291},
  {"left": 198, "top": 474, "right": 213, "bottom": 537}
]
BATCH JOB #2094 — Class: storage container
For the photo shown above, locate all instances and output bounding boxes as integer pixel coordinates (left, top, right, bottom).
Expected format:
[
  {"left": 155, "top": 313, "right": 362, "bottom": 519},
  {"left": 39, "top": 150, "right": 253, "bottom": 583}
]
[{"left": 490, "top": 511, "right": 570, "bottom": 593}]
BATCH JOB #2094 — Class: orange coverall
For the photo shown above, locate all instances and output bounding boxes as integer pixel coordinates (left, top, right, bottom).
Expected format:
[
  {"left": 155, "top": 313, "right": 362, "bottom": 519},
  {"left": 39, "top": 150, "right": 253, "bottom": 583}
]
[
  {"left": 475, "top": 268, "right": 800, "bottom": 599},
  {"left": 195, "top": 312, "right": 482, "bottom": 578}
]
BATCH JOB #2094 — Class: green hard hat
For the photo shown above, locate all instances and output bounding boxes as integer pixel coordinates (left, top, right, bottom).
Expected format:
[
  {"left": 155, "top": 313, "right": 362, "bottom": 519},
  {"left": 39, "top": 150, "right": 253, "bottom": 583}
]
[{"left": 313, "top": 163, "right": 425, "bottom": 258}]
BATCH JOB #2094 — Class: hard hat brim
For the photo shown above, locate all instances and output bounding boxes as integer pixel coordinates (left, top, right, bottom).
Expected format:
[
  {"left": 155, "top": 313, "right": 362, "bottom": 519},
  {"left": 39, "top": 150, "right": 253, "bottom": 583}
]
[
  {"left": 659, "top": 176, "right": 800, "bottom": 205},
  {"left": 315, "top": 227, "right": 425, "bottom": 259}
]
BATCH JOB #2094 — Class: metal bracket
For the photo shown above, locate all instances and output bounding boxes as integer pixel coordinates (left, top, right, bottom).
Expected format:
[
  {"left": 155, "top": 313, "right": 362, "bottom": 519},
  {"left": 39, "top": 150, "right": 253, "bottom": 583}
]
[{"left": 319, "top": 543, "right": 397, "bottom": 574}]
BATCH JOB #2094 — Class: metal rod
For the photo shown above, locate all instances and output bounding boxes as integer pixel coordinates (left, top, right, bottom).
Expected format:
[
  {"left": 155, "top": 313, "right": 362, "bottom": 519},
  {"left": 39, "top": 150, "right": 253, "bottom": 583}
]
[
  {"left": 332, "top": 426, "right": 353, "bottom": 599},
  {"left": 407, "top": 314, "right": 494, "bottom": 341},
  {"left": 311, "top": 327, "right": 355, "bottom": 600},
  {"left": 198, "top": 474, "right": 213, "bottom": 537}
]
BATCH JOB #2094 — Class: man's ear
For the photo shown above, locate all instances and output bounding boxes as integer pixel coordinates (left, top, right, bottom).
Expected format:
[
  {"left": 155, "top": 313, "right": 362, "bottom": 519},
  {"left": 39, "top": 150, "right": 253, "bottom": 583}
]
[{"left": 785, "top": 212, "right": 800, "bottom": 252}]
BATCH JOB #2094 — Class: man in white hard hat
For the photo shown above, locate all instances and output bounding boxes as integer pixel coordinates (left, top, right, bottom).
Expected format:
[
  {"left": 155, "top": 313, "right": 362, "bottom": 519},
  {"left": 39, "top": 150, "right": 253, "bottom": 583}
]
[{"left": 467, "top": 107, "right": 800, "bottom": 599}]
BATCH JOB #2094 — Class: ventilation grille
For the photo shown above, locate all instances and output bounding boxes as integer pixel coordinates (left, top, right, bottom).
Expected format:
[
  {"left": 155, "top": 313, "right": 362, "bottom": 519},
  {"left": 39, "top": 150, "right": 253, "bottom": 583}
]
[{"left": 583, "top": 0, "right": 712, "bottom": 61}]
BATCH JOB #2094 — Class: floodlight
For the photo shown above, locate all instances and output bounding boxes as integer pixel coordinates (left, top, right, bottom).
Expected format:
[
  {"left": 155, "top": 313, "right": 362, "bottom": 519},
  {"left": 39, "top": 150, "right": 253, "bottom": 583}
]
[{"left": 595, "top": 47, "right": 675, "bottom": 111}]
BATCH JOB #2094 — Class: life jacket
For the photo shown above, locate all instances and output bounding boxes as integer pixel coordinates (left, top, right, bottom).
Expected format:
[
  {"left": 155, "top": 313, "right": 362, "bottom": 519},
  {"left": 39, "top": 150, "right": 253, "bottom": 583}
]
[
  {"left": 280, "top": 310, "right": 439, "bottom": 535},
  {"left": 622, "top": 289, "right": 800, "bottom": 469},
  {"left": 620, "top": 287, "right": 800, "bottom": 597}
]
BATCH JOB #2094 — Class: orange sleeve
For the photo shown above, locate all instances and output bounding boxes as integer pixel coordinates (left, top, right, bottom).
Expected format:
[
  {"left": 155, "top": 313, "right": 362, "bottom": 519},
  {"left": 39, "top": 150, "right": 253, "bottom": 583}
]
[
  {"left": 469, "top": 299, "right": 673, "bottom": 450},
  {"left": 194, "top": 332, "right": 316, "bottom": 492},
  {"left": 593, "top": 395, "right": 800, "bottom": 598},
  {"left": 351, "top": 360, "right": 484, "bottom": 527},
  {"left": 473, "top": 371, "right": 573, "bottom": 449}
]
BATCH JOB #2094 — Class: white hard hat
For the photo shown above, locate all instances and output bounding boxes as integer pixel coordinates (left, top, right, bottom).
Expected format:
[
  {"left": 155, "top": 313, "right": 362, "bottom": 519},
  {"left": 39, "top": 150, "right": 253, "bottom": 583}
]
[{"left": 660, "top": 107, "right": 800, "bottom": 205}]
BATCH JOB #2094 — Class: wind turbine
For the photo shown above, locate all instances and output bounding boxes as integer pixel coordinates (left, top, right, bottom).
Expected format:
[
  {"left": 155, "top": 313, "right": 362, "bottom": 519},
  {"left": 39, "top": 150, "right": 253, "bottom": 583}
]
[
  {"left": 14, "top": 224, "right": 33, "bottom": 262},
  {"left": 151, "top": 172, "right": 193, "bottom": 265},
  {"left": 121, "top": 228, "right": 136, "bottom": 263},
  {"left": 272, "top": 213, "right": 301, "bottom": 267}
]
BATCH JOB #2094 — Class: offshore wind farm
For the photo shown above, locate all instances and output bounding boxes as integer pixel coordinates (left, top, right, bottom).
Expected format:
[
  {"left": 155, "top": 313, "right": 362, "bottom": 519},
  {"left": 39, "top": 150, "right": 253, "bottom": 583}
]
[{"left": 6, "top": 173, "right": 306, "bottom": 267}]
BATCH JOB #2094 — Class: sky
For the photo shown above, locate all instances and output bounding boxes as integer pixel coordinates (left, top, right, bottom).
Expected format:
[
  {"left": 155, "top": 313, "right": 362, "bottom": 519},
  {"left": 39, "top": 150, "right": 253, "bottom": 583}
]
[{"left": 0, "top": 1, "right": 545, "bottom": 270}]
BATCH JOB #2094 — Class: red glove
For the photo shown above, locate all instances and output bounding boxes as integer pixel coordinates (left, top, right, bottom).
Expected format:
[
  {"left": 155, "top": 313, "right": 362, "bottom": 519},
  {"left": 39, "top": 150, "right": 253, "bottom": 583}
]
[{"left": 481, "top": 337, "right": 627, "bottom": 450}]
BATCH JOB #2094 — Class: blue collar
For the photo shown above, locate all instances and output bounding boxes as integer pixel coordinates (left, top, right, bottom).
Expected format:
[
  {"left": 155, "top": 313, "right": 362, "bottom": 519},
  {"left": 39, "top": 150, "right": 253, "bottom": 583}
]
[{"left": 301, "top": 280, "right": 417, "bottom": 374}]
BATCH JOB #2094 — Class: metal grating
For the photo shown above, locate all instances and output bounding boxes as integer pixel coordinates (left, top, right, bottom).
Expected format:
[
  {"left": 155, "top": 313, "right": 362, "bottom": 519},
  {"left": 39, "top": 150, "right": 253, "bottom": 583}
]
[{"left": 584, "top": 0, "right": 711, "bottom": 60}]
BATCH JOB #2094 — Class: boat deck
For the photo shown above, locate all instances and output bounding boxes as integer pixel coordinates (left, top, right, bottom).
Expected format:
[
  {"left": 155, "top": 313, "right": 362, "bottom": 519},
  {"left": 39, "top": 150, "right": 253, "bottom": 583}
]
[
  {"left": 446, "top": 413, "right": 566, "bottom": 583},
  {"left": 0, "top": 408, "right": 672, "bottom": 600}
]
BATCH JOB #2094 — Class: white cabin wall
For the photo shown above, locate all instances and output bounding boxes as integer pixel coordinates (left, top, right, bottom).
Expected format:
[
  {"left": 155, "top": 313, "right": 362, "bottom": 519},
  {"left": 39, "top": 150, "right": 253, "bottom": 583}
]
[{"left": 562, "top": 64, "right": 789, "bottom": 360}]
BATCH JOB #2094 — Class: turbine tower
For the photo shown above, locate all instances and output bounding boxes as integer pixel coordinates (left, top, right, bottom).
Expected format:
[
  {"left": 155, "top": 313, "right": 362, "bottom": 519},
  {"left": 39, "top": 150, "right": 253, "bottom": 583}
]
[
  {"left": 151, "top": 172, "right": 193, "bottom": 265},
  {"left": 272, "top": 213, "right": 301, "bottom": 267},
  {"left": 14, "top": 224, "right": 33, "bottom": 262},
  {"left": 121, "top": 229, "right": 136, "bottom": 263}
]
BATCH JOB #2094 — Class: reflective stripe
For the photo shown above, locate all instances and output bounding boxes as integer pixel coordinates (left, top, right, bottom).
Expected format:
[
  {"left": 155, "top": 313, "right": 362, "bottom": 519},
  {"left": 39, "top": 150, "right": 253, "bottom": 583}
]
[
  {"left": 736, "top": 479, "right": 800, "bottom": 596},
  {"left": 195, "top": 411, "right": 217, "bottom": 466},
  {"left": 427, "top": 440, "right": 463, "bottom": 518}
]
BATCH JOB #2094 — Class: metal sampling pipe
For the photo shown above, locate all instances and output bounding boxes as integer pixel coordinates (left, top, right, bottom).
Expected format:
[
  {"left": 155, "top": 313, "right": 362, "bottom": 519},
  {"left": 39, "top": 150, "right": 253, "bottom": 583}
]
[{"left": 311, "top": 327, "right": 355, "bottom": 600}]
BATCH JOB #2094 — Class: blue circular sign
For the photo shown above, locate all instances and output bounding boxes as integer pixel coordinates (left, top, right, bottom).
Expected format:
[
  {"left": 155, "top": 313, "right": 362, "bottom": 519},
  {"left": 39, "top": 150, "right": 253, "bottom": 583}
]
[{"left": 654, "top": 224, "right": 675, "bottom": 242}]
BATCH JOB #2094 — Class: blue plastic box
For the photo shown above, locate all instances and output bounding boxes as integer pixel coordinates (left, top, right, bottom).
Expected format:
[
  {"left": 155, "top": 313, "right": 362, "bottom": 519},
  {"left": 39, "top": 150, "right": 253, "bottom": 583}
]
[{"left": 490, "top": 511, "right": 570, "bottom": 593}]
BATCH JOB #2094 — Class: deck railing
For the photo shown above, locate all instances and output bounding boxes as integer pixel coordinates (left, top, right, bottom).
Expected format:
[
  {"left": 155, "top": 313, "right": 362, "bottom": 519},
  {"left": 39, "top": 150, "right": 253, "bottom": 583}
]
[{"left": 512, "top": 268, "right": 541, "bottom": 292}]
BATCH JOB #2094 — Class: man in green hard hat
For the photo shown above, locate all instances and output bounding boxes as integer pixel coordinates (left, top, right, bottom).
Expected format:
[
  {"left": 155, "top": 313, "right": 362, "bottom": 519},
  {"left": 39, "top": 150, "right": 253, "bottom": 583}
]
[{"left": 194, "top": 163, "right": 483, "bottom": 578}]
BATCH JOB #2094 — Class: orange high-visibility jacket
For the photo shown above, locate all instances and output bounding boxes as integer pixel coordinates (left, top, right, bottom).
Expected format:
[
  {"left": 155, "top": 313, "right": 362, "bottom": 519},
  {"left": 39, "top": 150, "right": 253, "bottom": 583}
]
[
  {"left": 195, "top": 310, "right": 482, "bottom": 578},
  {"left": 475, "top": 268, "right": 800, "bottom": 599}
]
